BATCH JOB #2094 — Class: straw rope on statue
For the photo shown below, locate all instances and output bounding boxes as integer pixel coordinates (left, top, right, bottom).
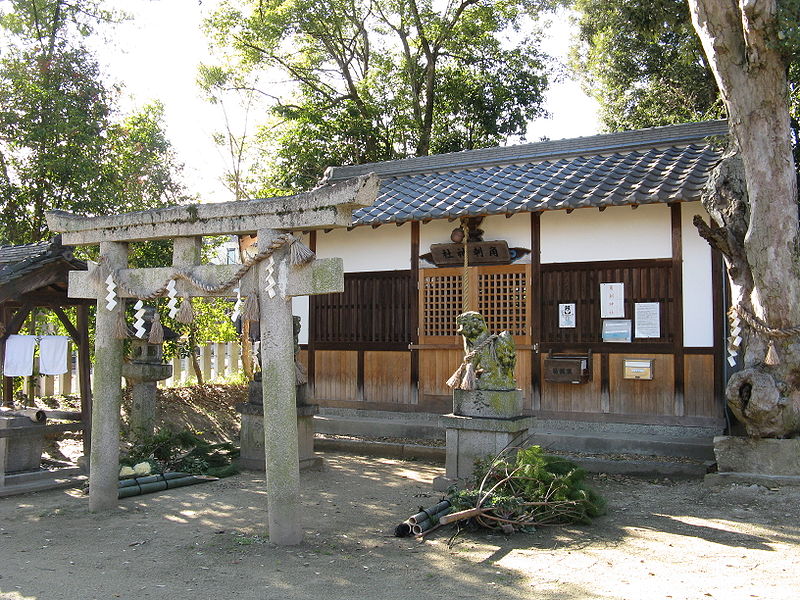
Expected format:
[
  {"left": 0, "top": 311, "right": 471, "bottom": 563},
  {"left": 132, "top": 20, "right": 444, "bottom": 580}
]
[
  {"left": 446, "top": 312, "right": 517, "bottom": 392},
  {"left": 727, "top": 305, "right": 800, "bottom": 367},
  {"left": 91, "top": 233, "right": 315, "bottom": 339}
]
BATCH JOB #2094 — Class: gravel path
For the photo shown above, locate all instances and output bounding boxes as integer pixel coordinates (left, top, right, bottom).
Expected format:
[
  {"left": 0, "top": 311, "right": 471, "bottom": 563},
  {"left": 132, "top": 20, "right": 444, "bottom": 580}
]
[{"left": 1, "top": 453, "right": 797, "bottom": 600}]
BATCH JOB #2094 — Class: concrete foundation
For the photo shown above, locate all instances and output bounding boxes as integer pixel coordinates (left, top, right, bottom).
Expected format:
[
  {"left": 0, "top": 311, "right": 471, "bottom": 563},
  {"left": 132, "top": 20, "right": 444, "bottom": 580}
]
[
  {"left": 706, "top": 436, "right": 800, "bottom": 485},
  {"left": 238, "top": 403, "right": 323, "bottom": 472},
  {"left": 434, "top": 389, "right": 533, "bottom": 491}
]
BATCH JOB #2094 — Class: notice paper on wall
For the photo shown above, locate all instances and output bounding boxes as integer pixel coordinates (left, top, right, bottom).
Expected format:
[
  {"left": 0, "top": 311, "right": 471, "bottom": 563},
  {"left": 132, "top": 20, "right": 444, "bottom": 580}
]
[
  {"left": 559, "top": 303, "right": 576, "bottom": 328},
  {"left": 600, "top": 282, "right": 625, "bottom": 318},
  {"left": 602, "top": 319, "right": 632, "bottom": 343},
  {"left": 634, "top": 302, "right": 661, "bottom": 338}
]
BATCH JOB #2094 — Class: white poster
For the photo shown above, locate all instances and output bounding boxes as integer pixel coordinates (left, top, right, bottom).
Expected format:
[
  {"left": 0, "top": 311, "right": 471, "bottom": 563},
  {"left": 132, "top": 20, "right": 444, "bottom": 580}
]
[
  {"left": 600, "top": 282, "right": 625, "bottom": 318},
  {"left": 559, "top": 303, "right": 576, "bottom": 328},
  {"left": 635, "top": 302, "right": 661, "bottom": 338}
]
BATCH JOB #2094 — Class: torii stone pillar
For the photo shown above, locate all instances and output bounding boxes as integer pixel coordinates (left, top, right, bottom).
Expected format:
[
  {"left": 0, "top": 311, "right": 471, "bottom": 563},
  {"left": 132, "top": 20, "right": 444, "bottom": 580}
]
[
  {"left": 90, "top": 241, "right": 128, "bottom": 512},
  {"left": 46, "top": 175, "right": 379, "bottom": 544},
  {"left": 258, "top": 229, "right": 301, "bottom": 543}
]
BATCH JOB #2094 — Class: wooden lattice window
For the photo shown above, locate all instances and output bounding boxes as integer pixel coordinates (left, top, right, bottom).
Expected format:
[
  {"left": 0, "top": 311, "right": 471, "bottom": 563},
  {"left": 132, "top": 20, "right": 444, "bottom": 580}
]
[
  {"left": 477, "top": 269, "right": 528, "bottom": 336},
  {"left": 420, "top": 265, "right": 529, "bottom": 340},
  {"left": 310, "top": 270, "right": 412, "bottom": 348},
  {"left": 421, "top": 269, "right": 462, "bottom": 337}
]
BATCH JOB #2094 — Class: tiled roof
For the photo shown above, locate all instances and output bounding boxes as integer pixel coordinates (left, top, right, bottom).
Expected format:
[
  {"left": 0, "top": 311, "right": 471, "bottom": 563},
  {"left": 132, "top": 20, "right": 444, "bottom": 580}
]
[
  {"left": 322, "top": 120, "right": 727, "bottom": 225},
  {"left": 0, "top": 237, "right": 85, "bottom": 288}
]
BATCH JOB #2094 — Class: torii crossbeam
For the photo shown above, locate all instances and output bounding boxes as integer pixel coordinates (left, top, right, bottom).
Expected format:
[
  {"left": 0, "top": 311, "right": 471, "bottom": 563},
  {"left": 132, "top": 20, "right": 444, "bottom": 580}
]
[{"left": 46, "top": 175, "right": 378, "bottom": 545}]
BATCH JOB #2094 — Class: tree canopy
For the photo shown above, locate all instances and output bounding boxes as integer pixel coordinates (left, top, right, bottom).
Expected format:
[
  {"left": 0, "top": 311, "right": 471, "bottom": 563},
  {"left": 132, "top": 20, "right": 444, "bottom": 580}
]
[
  {"left": 0, "top": 0, "right": 188, "bottom": 245},
  {"left": 571, "top": 0, "right": 724, "bottom": 131},
  {"left": 207, "top": 0, "right": 551, "bottom": 190}
]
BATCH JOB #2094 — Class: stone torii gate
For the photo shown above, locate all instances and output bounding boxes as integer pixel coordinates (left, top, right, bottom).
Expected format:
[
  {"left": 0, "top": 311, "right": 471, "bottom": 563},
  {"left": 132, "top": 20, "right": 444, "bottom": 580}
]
[{"left": 45, "top": 175, "right": 378, "bottom": 545}]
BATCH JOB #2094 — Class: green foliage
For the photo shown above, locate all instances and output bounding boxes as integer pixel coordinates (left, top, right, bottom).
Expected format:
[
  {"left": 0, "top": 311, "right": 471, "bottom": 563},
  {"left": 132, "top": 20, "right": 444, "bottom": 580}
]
[
  {"left": 449, "top": 445, "right": 605, "bottom": 527},
  {"left": 571, "top": 0, "right": 724, "bottom": 131},
  {"left": 206, "top": 0, "right": 551, "bottom": 190},
  {"left": 571, "top": 0, "right": 800, "bottom": 140},
  {"left": 0, "top": 1, "right": 189, "bottom": 246},
  {"left": 122, "top": 427, "right": 239, "bottom": 477}
]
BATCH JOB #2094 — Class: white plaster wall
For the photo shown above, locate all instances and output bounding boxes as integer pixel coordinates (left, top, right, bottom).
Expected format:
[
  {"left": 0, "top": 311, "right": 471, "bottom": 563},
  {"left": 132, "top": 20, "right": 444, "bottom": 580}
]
[
  {"left": 540, "top": 204, "right": 672, "bottom": 263},
  {"left": 682, "top": 203, "right": 714, "bottom": 347},
  {"left": 315, "top": 223, "right": 411, "bottom": 272},
  {"left": 291, "top": 233, "right": 312, "bottom": 344},
  {"left": 292, "top": 296, "right": 309, "bottom": 345}
]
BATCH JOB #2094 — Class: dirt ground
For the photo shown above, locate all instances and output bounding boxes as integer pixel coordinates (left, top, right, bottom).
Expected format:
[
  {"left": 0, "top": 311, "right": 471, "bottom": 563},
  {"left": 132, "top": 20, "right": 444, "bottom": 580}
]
[{"left": 1, "top": 453, "right": 798, "bottom": 600}]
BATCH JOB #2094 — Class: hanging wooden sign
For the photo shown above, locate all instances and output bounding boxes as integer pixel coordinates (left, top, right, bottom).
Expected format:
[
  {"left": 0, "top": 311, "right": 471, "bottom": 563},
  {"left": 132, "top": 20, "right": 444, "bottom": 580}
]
[{"left": 430, "top": 240, "right": 511, "bottom": 266}]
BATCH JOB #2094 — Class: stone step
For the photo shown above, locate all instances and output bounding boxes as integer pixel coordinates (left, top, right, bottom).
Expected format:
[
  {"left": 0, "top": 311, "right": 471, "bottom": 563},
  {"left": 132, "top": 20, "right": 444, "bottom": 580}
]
[
  {"left": 313, "top": 436, "right": 710, "bottom": 479},
  {"left": 530, "top": 430, "right": 716, "bottom": 461},
  {"left": 314, "top": 412, "right": 717, "bottom": 460},
  {"left": 0, "top": 468, "right": 86, "bottom": 497}
]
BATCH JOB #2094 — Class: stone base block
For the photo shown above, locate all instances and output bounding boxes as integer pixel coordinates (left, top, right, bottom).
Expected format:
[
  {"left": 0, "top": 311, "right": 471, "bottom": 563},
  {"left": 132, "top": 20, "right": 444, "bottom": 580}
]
[
  {"left": 237, "top": 404, "right": 322, "bottom": 472},
  {"left": 713, "top": 436, "right": 800, "bottom": 476},
  {"left": 440, "top": 413, "right": 534, "bottom": 487},
  {"left": 0, "top": 416, "right": 45, "bottom": 474},
  {"left": 453, "top": 389, "right": 523, "bottom": 419}
]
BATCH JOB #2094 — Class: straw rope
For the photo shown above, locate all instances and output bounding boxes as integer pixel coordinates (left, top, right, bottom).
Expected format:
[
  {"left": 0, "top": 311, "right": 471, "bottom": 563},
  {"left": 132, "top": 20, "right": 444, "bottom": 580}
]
[
  {"left": 446, "top": 333, "right": 499, "bottom": 390},
  {"left": 730, "top": 306, "right": 800, "bottom": 339},
  {"left": 103, "top": 234, "right": 312, "bottom": 302}
]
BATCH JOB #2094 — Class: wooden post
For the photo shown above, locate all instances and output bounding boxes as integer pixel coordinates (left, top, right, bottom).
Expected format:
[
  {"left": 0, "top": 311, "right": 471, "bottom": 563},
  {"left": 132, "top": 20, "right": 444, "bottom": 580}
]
[
  {"left": 201, "top": 344, "right": 212, "bottom": 382},
  {"left": 59, "top": 342, "right": 73, "bottom": 396},
  {"left": 671, "top": 203, "right": 685, "bottom": 417},
  {"left": 214, "top": 342, "right": 226, "bottom": 379},
  {"left": 77, "top": 304, "right": 92, "bottom": 458},
  {"left": 230, "top": 341, "right": 241, "bottom": 377},
  {"left": 171, "top": 354, "right": 182, "bottom": 385},
  {"left": 89, "top": 241, "right": 128, "bottom": 512}
]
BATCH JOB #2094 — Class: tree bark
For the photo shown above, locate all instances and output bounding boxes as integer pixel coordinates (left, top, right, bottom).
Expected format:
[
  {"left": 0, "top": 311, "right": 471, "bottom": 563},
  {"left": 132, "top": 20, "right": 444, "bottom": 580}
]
[{"left": 688, "top": 0, "right": 800, "bottom": 437}]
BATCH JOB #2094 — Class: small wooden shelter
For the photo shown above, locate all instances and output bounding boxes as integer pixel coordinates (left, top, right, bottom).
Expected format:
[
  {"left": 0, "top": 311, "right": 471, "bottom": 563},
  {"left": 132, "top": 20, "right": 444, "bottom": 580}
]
[{"left": 0, "top": 236, "right": 92, "bottom": 453}]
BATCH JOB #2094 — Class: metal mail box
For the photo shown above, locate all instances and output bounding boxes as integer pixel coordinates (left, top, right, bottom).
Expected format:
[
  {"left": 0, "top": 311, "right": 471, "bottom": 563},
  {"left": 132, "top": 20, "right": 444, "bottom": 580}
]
[{"left": 623, "top": 359, "right": 654, "bottom": 380}]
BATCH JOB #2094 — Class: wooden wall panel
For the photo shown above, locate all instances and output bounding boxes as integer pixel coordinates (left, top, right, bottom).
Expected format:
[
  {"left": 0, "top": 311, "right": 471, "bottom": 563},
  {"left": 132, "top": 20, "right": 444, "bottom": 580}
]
[
  {"left": 419, "top": 349, "right": 463, "bottom": 397},
  {"left": 539, "top": 353, "right": 602, "bottom": 413},
  {"left": 609, "top": 354, "right": 673, "bottom": 416},
  {"left": 298, "top": 349, "right": 308, "bottom": 370},
  {"left": 314, "top": 350, "right": 358, "bottom": 402},
  {"left": 684, "top": 354, "right": 719, "bottom": 418},
  {"left": 364, "top": 351, "right": 413, "bottom": 405},
  {"left": 515, "top": 349, "right": 531, "bottom": 409}
]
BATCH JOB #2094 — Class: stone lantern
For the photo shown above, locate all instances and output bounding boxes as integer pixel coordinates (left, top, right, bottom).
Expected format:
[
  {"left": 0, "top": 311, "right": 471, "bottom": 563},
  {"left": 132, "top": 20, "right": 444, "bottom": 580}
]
[{"left": 122, "top": 307, "right": 179, "bottom": 439}]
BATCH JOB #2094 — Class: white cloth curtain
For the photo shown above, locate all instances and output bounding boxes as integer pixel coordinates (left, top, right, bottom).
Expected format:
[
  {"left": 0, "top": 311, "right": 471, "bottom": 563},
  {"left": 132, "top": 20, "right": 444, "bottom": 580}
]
[
  {"left": 3, "top": 334, "right": 37, "bottom": 377},
  {"left": 39, "top": 335, "right": 70, "bottom": 375}
]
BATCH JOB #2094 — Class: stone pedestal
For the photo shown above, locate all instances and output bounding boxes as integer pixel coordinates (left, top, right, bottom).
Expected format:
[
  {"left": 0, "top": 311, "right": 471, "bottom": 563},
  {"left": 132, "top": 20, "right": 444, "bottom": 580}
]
[
  {"left": 0, "top": 415, "right": 46, "bottom": 476},
  {"left": 434, "top": 389, "right": 532, "bottom": 491},
  {"left": 705, "top": 436, "right": 800, "bottom": 486},
  {"left": 237, "top": 379, "right": 323, "bottom": 472},
  {"left": 123, "top": 361, "right": 172, "bottom": 439}
]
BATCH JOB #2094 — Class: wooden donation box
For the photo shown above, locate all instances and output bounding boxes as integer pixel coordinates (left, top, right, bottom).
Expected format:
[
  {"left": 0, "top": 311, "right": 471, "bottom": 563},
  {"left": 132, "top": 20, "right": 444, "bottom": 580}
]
[{"left": 543, "top": 352, "right": 592, "bottom": 384}]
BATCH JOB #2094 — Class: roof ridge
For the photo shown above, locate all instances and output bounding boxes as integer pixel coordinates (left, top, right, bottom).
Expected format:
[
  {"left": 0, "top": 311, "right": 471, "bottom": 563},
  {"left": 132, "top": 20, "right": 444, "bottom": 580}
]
[{"left": 324, "top": 119, "right": 728, "bottom": 182}]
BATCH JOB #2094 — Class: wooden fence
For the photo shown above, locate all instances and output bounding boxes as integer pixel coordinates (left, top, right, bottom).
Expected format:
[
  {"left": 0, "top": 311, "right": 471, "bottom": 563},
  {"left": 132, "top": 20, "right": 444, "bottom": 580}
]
[{"left": 17, "top": 342, "right": 249, "bottom": 398}]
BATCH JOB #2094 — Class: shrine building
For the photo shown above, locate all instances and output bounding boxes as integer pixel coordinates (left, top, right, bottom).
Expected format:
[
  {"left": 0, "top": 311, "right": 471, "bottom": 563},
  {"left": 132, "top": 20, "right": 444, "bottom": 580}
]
[{"left": 292, "top": 120, "right": 729, "bottom": 439}]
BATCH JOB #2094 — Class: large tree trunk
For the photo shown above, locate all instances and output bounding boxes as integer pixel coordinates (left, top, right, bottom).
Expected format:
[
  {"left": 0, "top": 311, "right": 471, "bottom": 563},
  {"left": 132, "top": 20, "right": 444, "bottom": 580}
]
[{"left": 688, "top": 0, "right": 800, "bottom": 437}]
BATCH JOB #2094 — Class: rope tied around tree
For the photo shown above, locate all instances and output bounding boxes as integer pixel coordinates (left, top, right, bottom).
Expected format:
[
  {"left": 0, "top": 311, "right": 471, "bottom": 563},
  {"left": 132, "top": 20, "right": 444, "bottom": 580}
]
[
  {"left": 728, "top": 306, "right": 800, "bottom": 366},
  {"left": 446, "top": 333, "right": 499, "bottom": 391},
  {"left": 91, "top": 234, "right": 315, "bottom": 338}
]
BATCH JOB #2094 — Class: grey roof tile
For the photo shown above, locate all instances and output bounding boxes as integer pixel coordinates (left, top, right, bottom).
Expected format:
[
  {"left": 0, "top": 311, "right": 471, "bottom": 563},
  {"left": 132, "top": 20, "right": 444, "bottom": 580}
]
[{"left": 326, "top": 121, "right": 727, "bottom": 225}]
